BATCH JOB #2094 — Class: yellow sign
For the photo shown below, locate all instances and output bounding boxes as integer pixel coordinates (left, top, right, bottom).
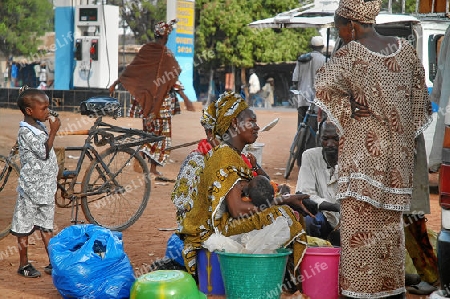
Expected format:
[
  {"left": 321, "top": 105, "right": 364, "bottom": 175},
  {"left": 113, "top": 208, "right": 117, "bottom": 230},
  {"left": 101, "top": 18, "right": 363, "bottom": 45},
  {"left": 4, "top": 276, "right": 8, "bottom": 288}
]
[{"left": 177, "top": 1, "right": 195, "bottom": 35}]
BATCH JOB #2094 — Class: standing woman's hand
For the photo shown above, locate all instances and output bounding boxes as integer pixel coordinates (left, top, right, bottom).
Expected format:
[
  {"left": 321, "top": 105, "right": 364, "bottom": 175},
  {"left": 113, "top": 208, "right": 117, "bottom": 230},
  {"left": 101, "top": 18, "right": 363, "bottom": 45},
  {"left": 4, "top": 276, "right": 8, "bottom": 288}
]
[
  {"left": 350, "top": 97, "right": 371, "bottom": 120},
  {"left": 109, "top": 80, "right": 119, "bottom": 96}
]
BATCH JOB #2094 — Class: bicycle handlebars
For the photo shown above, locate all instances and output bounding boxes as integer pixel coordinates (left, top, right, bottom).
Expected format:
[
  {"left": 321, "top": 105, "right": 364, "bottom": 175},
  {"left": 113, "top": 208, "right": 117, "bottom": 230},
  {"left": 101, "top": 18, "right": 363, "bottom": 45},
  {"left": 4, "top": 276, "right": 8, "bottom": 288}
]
[{"left": 90, "top": 117, "right": 165, "bottom": 147}]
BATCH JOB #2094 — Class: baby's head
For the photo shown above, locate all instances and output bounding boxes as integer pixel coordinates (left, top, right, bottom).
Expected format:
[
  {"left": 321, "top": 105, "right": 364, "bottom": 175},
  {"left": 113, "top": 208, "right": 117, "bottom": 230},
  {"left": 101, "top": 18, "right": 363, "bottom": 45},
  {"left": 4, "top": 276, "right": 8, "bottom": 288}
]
[
  {"left": 248, "top": 176, "right": 275, "bottom": 208},
  {"left": 17, "top": 87, "right": 49, "bottom": 117}
]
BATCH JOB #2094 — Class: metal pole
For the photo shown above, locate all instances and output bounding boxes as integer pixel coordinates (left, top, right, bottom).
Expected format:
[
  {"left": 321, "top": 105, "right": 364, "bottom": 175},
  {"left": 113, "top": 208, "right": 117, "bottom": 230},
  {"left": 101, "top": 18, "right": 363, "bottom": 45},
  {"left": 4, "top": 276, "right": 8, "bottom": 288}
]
[
  {"left": 401, "top": 0, "right": 405, "bottom": 13},
  {"left": 415, "top": 0, "right": 419, "bottom": 13},
  {"left": 431, "top": 0, "right": 436, "bottom": 13},
  {"left": 388, "top": 0, "right": 392, "bottom": 14},
  {"left": 122, "top": 0, "right": 125, "bottom": 68}
]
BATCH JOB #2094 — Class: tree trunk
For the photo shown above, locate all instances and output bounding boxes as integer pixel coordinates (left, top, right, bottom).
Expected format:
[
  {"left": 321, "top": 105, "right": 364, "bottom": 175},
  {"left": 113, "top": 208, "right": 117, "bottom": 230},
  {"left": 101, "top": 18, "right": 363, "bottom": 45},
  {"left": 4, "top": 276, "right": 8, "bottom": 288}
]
[
  {"left": 418, "top": 0, "right": 448, "bottom": 13},
  {"left": 240, "top": 68, "right": 249, "bottom": 100}
]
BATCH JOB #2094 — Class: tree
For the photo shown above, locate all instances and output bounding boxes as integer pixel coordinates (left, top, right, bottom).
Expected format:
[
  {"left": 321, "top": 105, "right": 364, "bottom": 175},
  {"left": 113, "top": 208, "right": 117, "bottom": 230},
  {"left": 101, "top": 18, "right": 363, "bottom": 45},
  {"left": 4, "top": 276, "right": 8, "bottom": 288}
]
[
  {"left": 381, "top": 0, "right": 419, "bottom": 13},
  {"left": 107, "top": 0, "right": 167, "bottom": 44},
  {"left": 0, "top": 0, "right": 53, "bottom": 58},
  {"left": 194, "top": 0, "right": 316, "bottom": 98},
  {"left": 195, "top": 0, "right": 316, "bottom": 70}
]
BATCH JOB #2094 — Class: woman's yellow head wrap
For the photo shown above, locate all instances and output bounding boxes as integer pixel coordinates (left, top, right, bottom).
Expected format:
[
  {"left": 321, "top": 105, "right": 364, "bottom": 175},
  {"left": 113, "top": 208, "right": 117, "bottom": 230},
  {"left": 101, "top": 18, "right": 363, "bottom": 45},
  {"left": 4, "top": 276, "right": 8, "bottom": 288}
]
[
  {"left": 213, "top": 91, "right": 248, "bottom": 137},
  {"left": 335, "top": 0, "right": 382, "bottom": 24}
]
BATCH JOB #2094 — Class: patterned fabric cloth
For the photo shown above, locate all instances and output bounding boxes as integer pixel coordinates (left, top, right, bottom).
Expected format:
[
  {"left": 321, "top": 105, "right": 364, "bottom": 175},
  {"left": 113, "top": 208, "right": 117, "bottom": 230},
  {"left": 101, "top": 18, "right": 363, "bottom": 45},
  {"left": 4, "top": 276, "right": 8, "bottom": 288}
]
[
  {"left": 404, "top": 215, "right": 439, "bottom": 285},
  {"left": 180, "top": 144, "right": 307, "bottom": 275},
  {"left": 314, "top": 39, "right": 432, "bottom": 297},
  {"left": 340, "top": 198, "right": 405, "bottom": 297},
  {"left": 172, "top": 139, "right": 258, "bottom": 273},
  {"left": 213, "top": 91, "right": 248, "bottom": 137},
  {"left": 335, "top": 0, "right": 382, "bottom": 24},
  {"left": 154, "top": 19, "right": 177, "bottom": 37},
  {"left": 315, "top": 39, "right": 432, "bottom": 211},
  {"left": 200, "top": 101, "right": 217, "bottom": 131},
  {"left": 11, "top": 121, "right": 57, "bottom": 235},
  {"left": 140, "top": 95, "right": 173, "bottom": 166},
  {"left": 171, "top": 149, "right": 206, "bottom": 233}
]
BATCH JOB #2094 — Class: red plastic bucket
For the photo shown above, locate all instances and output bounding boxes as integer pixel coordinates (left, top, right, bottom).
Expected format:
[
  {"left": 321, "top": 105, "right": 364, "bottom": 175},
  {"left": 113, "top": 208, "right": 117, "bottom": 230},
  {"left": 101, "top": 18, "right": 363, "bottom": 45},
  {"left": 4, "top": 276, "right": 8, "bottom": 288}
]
[{"left": 300, "top": 246, "right": 340, "bottom": 299}]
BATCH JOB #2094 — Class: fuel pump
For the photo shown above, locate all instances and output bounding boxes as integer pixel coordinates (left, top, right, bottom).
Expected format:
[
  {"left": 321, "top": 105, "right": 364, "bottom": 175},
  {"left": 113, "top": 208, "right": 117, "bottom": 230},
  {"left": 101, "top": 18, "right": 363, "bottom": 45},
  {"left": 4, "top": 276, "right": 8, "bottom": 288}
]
[{"left": 73, "top": 5, "right": 118, "bottom": 88}]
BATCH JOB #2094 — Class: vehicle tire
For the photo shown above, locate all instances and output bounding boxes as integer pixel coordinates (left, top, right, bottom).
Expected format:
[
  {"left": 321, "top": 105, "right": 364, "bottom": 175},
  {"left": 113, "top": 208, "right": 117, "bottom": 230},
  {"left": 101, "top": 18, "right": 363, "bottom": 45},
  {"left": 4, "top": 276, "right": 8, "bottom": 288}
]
[
  {"left": 0, "top": 155, "right": 20, "bottom": 240},
  {"left": 81, "top": 147, "right": 151, "bottom": 231},
  {"left": 284, "top": 127, "right": 307, "bottom": 179}
]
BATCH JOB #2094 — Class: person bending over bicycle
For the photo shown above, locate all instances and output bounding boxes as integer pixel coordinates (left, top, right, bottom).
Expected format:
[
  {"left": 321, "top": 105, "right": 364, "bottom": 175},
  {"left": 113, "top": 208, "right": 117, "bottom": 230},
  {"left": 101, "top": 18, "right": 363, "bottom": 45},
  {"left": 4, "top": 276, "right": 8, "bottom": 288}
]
[{"left": 295, "top": 119, "right": 341, "bottom": 246}]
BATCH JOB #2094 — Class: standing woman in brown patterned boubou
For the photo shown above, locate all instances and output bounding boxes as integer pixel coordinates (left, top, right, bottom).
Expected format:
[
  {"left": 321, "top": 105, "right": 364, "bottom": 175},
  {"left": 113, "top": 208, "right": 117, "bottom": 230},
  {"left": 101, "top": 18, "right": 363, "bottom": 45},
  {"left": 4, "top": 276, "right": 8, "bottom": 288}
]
[{"left": 313, "top": 0, "right": 432, "bottom": 298}]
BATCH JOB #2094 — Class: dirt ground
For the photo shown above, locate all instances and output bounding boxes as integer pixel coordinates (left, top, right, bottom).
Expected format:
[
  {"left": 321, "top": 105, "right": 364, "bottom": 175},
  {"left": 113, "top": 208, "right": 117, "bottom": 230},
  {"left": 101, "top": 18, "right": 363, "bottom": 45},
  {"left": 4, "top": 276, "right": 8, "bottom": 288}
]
[{"left": 0, "top": 106, "right": 442, "bottom": 299}]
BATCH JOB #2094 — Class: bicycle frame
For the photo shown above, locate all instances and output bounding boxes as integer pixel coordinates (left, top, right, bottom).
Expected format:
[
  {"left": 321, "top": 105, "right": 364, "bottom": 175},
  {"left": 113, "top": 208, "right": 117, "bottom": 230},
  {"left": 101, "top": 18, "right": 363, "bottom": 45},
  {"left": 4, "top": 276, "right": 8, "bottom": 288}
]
[
  {"left": 0, "top": 143, "right": 19, "bottom": 191},
  {"left": 57, "top": 116, "right": 163, "bottom": 224},
  {"left": 298, "top": 102, "right": 318, "bottom": 138},
  {"left": 284, "top": 101, "right": 318, "bottom": 179}
]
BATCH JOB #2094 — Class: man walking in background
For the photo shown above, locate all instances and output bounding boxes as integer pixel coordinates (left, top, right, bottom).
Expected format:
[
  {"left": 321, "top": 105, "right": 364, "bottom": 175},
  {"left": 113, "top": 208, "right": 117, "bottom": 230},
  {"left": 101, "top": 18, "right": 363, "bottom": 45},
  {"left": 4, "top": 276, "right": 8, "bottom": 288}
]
[
  {"left": 292, "top": 36, "right": 326, "bottom": 127},
  {"left": 248, "top": 69, "right": 261, "bottom": 107}
]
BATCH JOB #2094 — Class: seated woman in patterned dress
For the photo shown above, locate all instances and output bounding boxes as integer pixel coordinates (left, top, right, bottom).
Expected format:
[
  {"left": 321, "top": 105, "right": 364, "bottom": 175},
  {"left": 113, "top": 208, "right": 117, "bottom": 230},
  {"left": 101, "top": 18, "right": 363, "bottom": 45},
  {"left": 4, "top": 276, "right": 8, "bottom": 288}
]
[{"left": 178, "top": 92, "right": 310, "bottom": 292}]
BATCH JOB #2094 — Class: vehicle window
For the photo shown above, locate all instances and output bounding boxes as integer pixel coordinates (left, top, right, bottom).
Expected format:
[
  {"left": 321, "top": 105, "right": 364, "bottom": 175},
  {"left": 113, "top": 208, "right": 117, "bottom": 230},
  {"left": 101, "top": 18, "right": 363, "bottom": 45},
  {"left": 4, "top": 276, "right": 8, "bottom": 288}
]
[{"left": 428, "top": 34, "right": 444, "bottom": 83}]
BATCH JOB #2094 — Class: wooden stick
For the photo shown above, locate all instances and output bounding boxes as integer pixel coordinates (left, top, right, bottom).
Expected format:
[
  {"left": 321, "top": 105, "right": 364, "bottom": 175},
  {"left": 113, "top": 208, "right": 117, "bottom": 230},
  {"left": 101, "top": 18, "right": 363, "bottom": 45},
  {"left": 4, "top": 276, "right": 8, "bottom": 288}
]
[
  {"left": 166, "top": 139, "right": 202, "bottom": 151},
  {"left": 57, "top": 130, "right": 89, "bottom": 136}
]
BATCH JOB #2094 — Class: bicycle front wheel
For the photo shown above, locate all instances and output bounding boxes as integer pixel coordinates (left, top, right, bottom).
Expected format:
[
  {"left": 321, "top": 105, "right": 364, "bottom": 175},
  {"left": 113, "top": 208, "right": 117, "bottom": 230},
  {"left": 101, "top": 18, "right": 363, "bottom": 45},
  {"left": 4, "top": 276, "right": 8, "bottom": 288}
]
[
  {"left": 0, "top": 155, "right": 20, "bottom": 240},
  {"left": 81, "top": 147, "right": 151, "bottom": 231},
  {"left": 284, "top": 127, "right": 307, "bottom": 179}
]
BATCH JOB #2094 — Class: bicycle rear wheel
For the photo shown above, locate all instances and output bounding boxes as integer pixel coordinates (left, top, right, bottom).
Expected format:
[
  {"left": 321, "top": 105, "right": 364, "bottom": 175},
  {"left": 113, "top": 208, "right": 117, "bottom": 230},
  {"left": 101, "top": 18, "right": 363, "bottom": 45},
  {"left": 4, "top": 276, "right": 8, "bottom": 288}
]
[
  {"left": 284, "top": 127, "right": 307, "bottom": 179},
  {"left": 81, "top": 147, "right": 151, "bottom": 231},
  {"left": 0, "top": 155, "right": 20, "bottom": 240}
]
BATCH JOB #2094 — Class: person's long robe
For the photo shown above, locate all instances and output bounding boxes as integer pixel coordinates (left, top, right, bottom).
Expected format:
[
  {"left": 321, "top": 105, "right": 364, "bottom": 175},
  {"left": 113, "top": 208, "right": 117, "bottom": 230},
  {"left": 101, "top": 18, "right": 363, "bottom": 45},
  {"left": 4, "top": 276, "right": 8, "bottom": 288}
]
[{"left": 119, "top": 42, "right": 180, "bottom": 117}]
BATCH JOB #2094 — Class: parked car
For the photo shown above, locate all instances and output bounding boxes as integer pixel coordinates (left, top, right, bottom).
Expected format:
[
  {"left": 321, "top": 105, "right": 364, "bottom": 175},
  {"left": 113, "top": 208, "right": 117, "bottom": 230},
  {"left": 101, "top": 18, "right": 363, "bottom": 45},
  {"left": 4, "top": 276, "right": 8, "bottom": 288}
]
[{"left": 436, "top": 127, "right": 450, "bottom": 297}]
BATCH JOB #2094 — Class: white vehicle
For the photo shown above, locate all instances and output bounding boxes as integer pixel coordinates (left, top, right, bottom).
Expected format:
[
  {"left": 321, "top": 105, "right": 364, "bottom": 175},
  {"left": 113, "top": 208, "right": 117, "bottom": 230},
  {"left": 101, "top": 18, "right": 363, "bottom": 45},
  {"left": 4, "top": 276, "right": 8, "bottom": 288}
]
[{"left": 429, "top": 23, "right": 450, "bottom": 299}]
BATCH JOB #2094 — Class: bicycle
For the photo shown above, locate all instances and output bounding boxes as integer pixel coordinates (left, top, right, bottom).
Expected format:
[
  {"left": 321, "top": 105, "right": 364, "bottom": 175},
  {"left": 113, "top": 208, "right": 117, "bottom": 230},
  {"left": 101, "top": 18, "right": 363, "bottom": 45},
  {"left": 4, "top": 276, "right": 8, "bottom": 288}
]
[
  {"left": 0, "top": 144, "right": 20, "bottom": 239},
  {"left": 284, "top": 96, "right": 318, "bottom": 179},
  {"left": 0, "top": 116, "right": 164, "bottom": 240}
]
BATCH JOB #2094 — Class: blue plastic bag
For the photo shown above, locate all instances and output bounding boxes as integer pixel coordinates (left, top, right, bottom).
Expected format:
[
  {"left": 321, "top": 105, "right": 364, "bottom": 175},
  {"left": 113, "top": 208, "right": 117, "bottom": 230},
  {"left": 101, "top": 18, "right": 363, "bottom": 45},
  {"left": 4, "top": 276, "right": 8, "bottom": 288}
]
[
  {"left": 49, "top": 224, "right": 135, "bottom": 299},
  {"left": 164, "top": 233, "right": 185, "bottom": 266}
]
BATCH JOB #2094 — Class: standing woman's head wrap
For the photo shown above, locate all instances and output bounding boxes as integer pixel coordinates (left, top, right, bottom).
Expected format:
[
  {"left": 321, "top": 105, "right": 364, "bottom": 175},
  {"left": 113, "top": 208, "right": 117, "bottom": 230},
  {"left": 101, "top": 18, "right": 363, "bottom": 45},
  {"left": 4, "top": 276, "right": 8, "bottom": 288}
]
[
  {"left": 335, "top": 0, "right": 382, "bottom": 24},
  {"left": 154, "top": 19, "right": 178, "bottom": 37},
  {"left": 213, "top": 91, "right": 249, "bottom": 137}
]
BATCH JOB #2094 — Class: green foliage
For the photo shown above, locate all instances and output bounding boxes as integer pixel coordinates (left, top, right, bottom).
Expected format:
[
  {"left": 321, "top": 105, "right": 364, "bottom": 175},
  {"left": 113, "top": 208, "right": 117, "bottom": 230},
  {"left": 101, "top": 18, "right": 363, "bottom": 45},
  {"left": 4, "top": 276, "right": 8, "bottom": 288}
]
[
  {"left": 108, "top": 0, "right": 167, "bottom": 43},
  {"left": 381, "top": 0, "right": 418, "bottom": 13},
  {"left": 114, "top": 0, "right": 419, "bottom": 73},
  {"left": 0, "top": 0, "right": 53, "bottom": 57},
  {"left": 195, "top": 0, "right": 318, "bottom": 71}
]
